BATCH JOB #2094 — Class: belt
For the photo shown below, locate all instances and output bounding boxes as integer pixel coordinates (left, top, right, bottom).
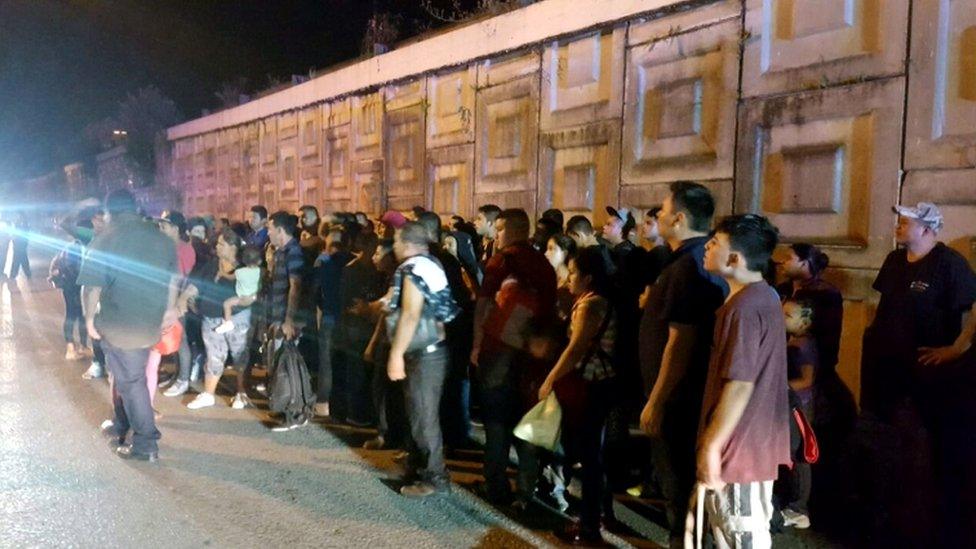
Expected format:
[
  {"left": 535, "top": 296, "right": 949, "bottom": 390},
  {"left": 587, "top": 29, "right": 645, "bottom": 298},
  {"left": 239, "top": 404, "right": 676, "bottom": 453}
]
[{"left": 405, "top": 340, "right": 447, "bottom": 360}]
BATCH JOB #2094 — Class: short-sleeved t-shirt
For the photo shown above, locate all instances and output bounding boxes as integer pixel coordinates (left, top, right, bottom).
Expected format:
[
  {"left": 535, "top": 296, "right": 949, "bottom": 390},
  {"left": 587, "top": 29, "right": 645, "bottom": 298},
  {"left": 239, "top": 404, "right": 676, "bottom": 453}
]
[
  {"left": 777, "top": 278, "right": 843, "bottom": 369},
  {"left": 176, "top": 241, "right": 196, "bottom": 277},
  {"left": 77, "top": 213, "right": 178, "bottom": 349},
  {"left": 638, "top": 236, "right": 728, "bottom": 399},
  {"left": 191, "top": 259, "right": 248, "bottom": 319},
  {"left": 700, "top": 281, "right": 790, "bottom": 484},
  {"left": 787, "top": 334, "right": 819, "bottom": 406},
  {"left": 871, "top": 243, "right": 976, "bottom": 354},
  {"left": 269, "top": 238, "right": 310, "bottom": 324}
]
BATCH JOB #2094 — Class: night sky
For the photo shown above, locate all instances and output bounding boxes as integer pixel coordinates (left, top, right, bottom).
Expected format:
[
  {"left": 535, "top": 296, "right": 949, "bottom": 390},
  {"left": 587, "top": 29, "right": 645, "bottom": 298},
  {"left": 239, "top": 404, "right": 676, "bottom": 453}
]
[{"left": 0, "top": 0, "right": 481, "bottom": 183}]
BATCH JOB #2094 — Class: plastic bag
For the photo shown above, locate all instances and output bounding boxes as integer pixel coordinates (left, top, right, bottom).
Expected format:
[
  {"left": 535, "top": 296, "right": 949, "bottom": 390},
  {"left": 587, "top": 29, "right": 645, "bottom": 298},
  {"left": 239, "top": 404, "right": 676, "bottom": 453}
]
[
  {"left": 513, "top": 393, "right": 562, "bottom": 451},
  {"left": 153, "top": 321, "right": 184, "bottom": 355}
]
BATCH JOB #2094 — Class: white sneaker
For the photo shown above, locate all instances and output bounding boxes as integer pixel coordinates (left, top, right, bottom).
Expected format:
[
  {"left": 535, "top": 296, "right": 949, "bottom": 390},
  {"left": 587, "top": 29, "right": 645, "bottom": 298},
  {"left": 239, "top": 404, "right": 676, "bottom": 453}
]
[
  {"left": 782, "top": 509, "right": 811, "bottom": 529},
  {"left": 187, "top": 392, "right": 215, "bottom": 410},
  {"left": 214, "top": 320, "right": 235, "bottom": 334},
  {"left": 163, "top": 380, "right": 189, "bottom": 397},
  {"left": 255, "top": 383, "right": 267, "bottom": 395},
  {"left": 230, "top": 393, "right": 251, "bottom": 409},
  {"left": 82, "top": 361, "right": 105, "bottom": 380}
]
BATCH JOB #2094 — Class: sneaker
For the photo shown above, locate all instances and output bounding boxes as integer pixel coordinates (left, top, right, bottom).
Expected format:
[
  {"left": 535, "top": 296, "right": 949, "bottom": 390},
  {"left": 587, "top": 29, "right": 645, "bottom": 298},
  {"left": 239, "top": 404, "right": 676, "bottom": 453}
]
[
  {"left": 363, "top": 435, "right": 386, "bottom": 450},
  {"left": 271, "top": 416, "right": 309, "bottom": 432},
  {"left": 255, "top": 383, "right": 267, "bottom": 395},
  {"left": 230, "top": 392, "right": 251, "bottom": 409},
  {"left": 214, "top": 320, "right": 235, "bottom": 334},
  {"left": 163, "top": 380, "right": 189, "bottom": 397},
  {"left": 65, "top": 343, "right": 79, "bottom": 361},
  {"left": 82, "top": 361, "right": 105, "bottom": 380},
  {"left": 400, "top": 481, "right": 444, "bottom": 498},
  {"left": 313, "top": 401, "right": 330, "bottom": 418},
  {"left": 782, "top": 509, "right": 810, "bottom": 529},
  {"left": 187, "top": 392, "right": 216, "bottom": 410}
]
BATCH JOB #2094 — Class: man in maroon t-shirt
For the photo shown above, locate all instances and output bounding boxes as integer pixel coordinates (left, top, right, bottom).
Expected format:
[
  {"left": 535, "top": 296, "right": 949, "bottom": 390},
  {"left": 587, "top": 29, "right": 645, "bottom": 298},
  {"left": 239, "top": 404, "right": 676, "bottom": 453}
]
[
  {"left": 471, "top": 208, "right": 557, "bottom": 506},
  {"left": 698, "top": 214, "right": 789, "bottom": 549}
]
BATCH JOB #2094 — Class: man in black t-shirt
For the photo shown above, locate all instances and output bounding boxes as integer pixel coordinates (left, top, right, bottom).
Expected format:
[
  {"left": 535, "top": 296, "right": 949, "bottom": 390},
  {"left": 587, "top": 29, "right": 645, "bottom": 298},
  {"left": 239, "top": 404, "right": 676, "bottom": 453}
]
[
  {"left": 862, "top": 202, "right": 976, "bottom": 547},
  {"left": 636, "top": 182, "right": 728, "bottom": 546}
]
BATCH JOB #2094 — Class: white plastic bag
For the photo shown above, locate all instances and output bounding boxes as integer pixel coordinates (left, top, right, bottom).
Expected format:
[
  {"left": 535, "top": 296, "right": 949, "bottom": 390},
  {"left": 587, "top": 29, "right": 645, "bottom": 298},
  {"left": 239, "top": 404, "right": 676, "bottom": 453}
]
[{"left": 513, "top": 393, "right": 562, "bottom": 451}]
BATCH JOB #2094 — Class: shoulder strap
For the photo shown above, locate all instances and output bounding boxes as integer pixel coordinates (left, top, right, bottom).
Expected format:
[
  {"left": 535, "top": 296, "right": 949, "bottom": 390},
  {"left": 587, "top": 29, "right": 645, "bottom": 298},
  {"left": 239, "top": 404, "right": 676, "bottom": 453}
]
[{"left": 579, "top": 299, "right": 613, "bottom": 368}]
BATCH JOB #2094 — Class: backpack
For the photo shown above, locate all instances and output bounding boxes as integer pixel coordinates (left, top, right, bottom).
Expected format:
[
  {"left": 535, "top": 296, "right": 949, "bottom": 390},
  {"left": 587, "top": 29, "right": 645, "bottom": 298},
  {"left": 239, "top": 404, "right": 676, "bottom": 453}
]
[{"left": 268, "top": 340, "right": 316, "bottom": 419}]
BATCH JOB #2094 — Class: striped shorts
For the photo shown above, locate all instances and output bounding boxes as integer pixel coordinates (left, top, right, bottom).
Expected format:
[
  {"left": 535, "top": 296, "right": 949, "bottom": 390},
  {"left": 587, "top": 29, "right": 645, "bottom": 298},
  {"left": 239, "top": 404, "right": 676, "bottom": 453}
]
[{"left": 704, "top": 480, "right": 774, "bottom": 549}]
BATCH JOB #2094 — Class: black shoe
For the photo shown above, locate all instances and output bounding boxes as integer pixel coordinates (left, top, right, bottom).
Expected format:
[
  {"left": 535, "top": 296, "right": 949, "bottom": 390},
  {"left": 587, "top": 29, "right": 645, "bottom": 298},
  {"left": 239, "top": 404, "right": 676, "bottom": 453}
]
[
  {"left": 115, "top": 445, "right": 159, "bottom": 462},
  {"left": 101, "top": 422, "right": 125, "bottom": 447}
]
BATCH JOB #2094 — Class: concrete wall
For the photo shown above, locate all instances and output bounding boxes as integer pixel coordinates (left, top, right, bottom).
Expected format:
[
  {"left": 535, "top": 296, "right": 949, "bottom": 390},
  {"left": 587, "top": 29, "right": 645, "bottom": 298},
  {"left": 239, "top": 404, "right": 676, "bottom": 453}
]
[{"left": 165, "top": 0, "right": 976, "bottom": 398}]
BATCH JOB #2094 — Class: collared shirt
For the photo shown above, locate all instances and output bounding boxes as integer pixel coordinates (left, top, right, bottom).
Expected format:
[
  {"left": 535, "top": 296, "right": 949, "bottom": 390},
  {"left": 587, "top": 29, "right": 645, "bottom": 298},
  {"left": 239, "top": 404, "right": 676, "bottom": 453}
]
[
  {"left": 269, "top": 238, "right": 307, "bottom": 324},
  {"left": 246, "top": 227, "right": 269, "bottom": 250},
  {"left": 638, "top": 236, "right": 728, "bottom": 399},
  {"left": 77, "top": 212, "right": 178, "bottom": 349}
]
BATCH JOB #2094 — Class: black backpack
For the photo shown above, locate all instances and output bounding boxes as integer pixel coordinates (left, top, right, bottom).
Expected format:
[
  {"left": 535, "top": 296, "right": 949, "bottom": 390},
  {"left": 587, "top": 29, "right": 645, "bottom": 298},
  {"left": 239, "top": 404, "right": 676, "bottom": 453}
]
[{"left": 268, "top": 340, "right": 316, "bottom": 419}]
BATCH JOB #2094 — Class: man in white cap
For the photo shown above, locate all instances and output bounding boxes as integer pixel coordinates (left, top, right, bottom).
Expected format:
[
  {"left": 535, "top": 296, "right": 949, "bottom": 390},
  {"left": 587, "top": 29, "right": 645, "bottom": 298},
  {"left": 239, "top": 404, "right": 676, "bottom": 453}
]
[{"left": 861, "top": 201, "right": 976, "bottom": 546}]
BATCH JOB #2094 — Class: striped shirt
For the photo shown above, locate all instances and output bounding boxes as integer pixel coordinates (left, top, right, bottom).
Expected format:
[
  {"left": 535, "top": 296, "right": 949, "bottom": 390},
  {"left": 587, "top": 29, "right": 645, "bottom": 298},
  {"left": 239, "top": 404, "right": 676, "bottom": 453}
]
[{"left": 269, "top": 238, "right": 307, "bottom": 323}]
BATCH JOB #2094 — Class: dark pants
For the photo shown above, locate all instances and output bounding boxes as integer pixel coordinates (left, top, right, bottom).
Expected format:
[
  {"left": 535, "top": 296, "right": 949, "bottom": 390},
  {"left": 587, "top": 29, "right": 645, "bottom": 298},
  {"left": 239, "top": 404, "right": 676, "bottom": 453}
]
[
  {"left": 651, "top": 400, "right": 700, "bottom": 541},
  {"left": 9, "top": 243, "right": 30, "bottom": 278},
  {"left": 317, "top": 321, "right": 335, "bottom": 404},
  {"left": 403, "top": 346, "right": 450, "bottom": 487},
  {"left": 93, "top": 338, "right": 105, "bottom": 366},
  {"left": 177, "top": 314, "right": 204, "bottom": 382},
  {"left": 340, "top": 350, "right": 370, "bottom": 422},
  {"left": 371, "top": 356, "right": 407, "bottom": 446},
  {"left": 440, "top": 315, "right": 473, "bottom": 447},
  {"left": 478, "top": 345, "right": 539, "bottom": 502},
  {"left": 102, "top": 341, "right": 160, "bottom": 454},
  {"left": 62, "top": 286, "right": 87, "bottom": 346},
  {"left": 564, "top": 378, "right": 614, "bottom": 533}
]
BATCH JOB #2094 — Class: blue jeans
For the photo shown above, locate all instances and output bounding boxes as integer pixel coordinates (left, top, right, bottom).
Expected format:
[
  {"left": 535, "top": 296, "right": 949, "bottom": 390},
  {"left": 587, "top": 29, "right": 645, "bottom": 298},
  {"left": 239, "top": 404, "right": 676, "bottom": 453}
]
[{"left": 102, "top": 341, "right": 160, "bottom": 454}]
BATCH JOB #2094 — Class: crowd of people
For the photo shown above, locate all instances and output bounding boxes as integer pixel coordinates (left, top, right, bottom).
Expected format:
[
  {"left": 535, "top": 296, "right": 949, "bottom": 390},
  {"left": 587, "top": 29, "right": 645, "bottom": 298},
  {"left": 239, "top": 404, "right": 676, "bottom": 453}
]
[{"left": 48, "top": 182, "right": 976, "bottom": 547}]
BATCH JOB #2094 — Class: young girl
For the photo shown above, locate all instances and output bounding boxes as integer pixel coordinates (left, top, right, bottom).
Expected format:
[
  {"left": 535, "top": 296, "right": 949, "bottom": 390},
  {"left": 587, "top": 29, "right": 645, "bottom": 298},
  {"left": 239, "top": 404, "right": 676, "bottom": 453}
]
[
  {"left": 782, "top": 298, "right": 819, "bottom": 529},
  {"left": 214, "top": 246, "right": 262, "bottom": 334}
]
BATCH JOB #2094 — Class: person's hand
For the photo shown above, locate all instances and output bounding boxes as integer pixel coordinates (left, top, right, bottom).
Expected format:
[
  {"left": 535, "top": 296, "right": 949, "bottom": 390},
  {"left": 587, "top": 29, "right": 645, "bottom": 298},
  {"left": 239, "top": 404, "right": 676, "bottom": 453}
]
[
  {"left": 918, "top": 344, "right": 968, "bottom": 366},
  {"left": 176, "top": 298, "right": 189, "bottom": 316},
  {"left": 281, "top": 319, "right": 297, "bottom": 340},
  {"left": 538, "top": 378, "right": 554, "bottom": 401},
  {"left": 86, "top": 318, "right": 101, "bottom": 341},
  {"left": 696, "top": 442, "right": 725, "bottom": 491},
  {"left": 470, "top": 346, "right": 480, "bottom": 368},
  {"left": 639, "top": 399, "right": 663, "bottom": 437},
  {"left": 161, "top": 307, "right": 180, "bottom": 329},
  {"left": 387, "top": 353, "right": 406, "bottom": 381}
]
